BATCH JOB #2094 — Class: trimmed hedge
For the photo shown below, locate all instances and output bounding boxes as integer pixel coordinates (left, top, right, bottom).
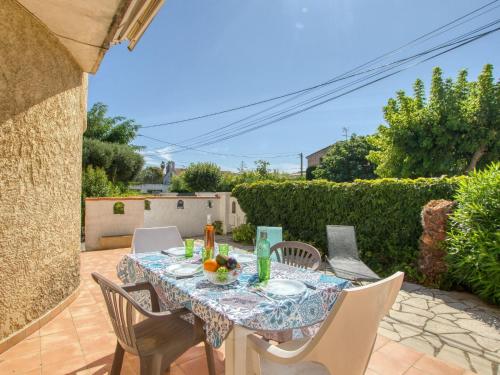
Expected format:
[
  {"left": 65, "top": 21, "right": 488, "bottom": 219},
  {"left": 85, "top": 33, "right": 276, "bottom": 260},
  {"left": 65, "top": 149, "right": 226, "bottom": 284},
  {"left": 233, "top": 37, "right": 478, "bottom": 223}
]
[{"left": 233, "top": 178, "right": 462, "bottom": 278}]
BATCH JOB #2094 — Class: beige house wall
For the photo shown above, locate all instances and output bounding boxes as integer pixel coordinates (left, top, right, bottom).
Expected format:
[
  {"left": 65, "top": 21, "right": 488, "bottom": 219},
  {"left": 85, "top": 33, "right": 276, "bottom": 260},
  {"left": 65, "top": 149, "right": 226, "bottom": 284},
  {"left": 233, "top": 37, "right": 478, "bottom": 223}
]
[
  {"left": 84, "top": 194, "right": 247, "bottom": 250},
  {"left": 0, "top": 0, "right": 86, "bottom": 341}
]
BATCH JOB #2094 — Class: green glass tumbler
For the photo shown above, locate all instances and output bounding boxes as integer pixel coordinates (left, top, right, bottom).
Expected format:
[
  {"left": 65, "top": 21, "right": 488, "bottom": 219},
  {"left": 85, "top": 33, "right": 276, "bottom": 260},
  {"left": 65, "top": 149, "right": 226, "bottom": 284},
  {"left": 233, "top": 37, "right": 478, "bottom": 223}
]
[
  {"left": 185, "top": 238, "right": 194, "bottom": 258},
  {"left": 218, "top": 243, "right": 229, "bottom": 257},
  {"left": 202, "top": 247, "right": 213, "bottom": 263}
]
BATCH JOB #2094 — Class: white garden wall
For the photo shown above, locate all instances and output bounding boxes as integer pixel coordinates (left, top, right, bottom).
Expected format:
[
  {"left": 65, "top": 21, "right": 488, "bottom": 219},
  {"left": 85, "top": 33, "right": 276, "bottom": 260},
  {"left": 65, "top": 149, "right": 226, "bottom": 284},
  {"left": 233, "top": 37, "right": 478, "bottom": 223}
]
[{"left": 84, "top": 193, "right": 245, "bottom": 251}]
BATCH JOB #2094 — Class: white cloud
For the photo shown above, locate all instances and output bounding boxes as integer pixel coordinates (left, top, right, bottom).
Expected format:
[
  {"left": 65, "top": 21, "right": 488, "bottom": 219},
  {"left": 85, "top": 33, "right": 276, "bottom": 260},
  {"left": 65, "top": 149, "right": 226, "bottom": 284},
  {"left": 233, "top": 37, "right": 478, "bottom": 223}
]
[
  {"left": 140, "top": 146, "right": 173, "bottom": 166},
  {"left": 301, "top": 7, "right": 308, "bottom": 13},
  {"left": 295, "top": 22, "right": 304, "bottom": 30}
]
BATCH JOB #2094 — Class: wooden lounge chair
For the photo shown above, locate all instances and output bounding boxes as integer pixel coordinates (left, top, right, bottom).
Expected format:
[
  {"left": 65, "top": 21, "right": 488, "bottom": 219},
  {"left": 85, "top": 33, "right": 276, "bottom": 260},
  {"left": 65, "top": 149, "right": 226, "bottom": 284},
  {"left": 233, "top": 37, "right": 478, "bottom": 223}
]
[
  {"left": 132, "top": 226, "right": 183, "bottom": 253},
  {"left": 92, "top": 272, "right": 215, "bottom": 375},
  {"left": 246, "top": 272, "right": 404, "bottom": 375},
  {"left": 270, "top": 241, "right": 322, "bottom": 271},
  {"left": 326, "top": 225, "right": 380, "bottom": 282}
]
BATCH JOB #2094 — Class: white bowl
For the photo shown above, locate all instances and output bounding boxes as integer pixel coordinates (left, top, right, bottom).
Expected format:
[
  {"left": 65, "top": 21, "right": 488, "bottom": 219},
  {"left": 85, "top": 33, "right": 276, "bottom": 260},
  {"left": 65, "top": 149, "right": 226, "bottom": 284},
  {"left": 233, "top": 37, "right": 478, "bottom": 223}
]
[{"left": 203, "top": 268, "right": 241, "bottom": 285}]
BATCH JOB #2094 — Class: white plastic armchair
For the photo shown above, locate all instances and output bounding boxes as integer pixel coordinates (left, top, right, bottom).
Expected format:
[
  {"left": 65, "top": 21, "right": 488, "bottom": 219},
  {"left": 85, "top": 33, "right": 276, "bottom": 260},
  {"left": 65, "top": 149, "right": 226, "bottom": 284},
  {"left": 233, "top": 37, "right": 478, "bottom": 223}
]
[
  {"left": 246, "top": 272, "right": 404, "bottom": 375},
  {"left": 132, "top": 226, "right": 183, "bottom": 253}
]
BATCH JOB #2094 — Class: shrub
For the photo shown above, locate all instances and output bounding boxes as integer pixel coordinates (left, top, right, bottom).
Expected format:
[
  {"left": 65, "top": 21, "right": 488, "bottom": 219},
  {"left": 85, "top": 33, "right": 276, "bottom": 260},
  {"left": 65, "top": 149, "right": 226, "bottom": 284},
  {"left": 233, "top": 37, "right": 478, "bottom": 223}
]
[
  {"left": 231, "top": 223, "right": 256, "bottom": 244},
  {"left": 183, "top": 162, "right": 222, "bottom": 192},
  {"left": 446, "top": 163, "right": 500, "bottom": 304},
  {"left": 233, "top": 177, "right": 461, "bottom": 277},
  {"left": 213, "top": 220, "right": 224, "bottom": 235}
]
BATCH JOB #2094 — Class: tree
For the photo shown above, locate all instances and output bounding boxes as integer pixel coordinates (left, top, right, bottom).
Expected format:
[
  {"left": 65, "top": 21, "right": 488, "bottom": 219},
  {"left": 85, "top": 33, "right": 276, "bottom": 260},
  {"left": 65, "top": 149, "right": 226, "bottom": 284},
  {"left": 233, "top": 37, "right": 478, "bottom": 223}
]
[
  {"left": 82, "top": 166, "right": 116, "bottom": 198},
  {"left": 368, "top": 64, "right": 499, "bottom": 177},
  {"left": 82, "top": 138, "right": 144, "bottom": 183},
  {"left": 255, "top": 160, "right": 270, "bottom": 177},
  {"left": 183, "top": 162, "right": 222, "bottom": 192},
  {"left": 136, "top": 166, "right": 164, "bottom": 184},
  {"left": 85, "top": 102, "right": 140, "bottom": 145},
  {"left": 313, "top": 135, "right": 377, "bottom": 182}
]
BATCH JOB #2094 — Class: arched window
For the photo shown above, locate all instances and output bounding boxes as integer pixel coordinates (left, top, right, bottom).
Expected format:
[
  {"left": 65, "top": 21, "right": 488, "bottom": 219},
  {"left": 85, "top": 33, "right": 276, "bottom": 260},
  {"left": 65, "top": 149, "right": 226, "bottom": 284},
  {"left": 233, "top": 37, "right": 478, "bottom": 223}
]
[
  {"left": 231, "top": 201, "right": 236, "bottom": 214},
  {"left": 113, "top": 202, "right": 125, "bottom": 215},
  {"left": 144, "top": 199, "right": 151, "bottom": 210},
  {"left": 207, "top": 200, "right": 213, "bottom": 208},
  {"left": 177, "top": 200, "right": 184, "bottom": 209}
]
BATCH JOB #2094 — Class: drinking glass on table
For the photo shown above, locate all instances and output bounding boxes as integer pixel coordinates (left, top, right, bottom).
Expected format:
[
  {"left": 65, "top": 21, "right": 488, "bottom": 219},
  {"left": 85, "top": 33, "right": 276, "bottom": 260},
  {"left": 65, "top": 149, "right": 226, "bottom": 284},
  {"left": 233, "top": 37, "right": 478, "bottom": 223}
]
[
  {"left": 185, "top": 238, "right": 194, "bottom": 258},
  {"left": 218, "top": 243, "right": 229, "bottom": 257},
  {"left": 202, "top": 247, "right": 213, "bottom": 263}
]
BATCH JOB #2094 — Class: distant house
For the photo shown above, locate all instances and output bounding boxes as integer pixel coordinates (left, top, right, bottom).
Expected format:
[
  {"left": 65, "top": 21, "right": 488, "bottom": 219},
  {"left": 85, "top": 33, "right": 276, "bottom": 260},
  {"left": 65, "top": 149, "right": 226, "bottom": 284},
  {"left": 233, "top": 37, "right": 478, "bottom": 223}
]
[{"left": 306, "top": 145, "right": 333, "bottom": 168}]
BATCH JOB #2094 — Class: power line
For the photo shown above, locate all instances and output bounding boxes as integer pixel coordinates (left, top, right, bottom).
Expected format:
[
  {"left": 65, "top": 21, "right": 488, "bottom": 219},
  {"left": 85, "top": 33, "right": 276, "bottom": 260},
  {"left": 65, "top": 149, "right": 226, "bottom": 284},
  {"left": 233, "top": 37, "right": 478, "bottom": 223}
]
[
  {"left": 139, "top": 0, "right": 499, "bottom": 130},
  {"left": 138, "top": 134, "right": 299, "bottom": 159},
  {"left": 163, "top": 19, "right": 500, "bottom": 151},
  {"left": 163, "top": 22, "right": 500, "bottom": 152}
]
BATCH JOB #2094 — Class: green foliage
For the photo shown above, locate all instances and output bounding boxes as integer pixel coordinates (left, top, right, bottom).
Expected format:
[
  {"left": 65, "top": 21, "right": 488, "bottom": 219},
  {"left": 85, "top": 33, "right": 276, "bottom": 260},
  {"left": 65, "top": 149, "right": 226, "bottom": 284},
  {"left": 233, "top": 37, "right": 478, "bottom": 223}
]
[
  {"left": 233, "top": 178, "right": 461, "bottom": 277},
  {"left": 305, "top": 166, "right": 317, "bottom": 180},
  {"left": 254, "top": 160, "right": 271, "bottom": 177},
  {"left": 183, "top": 162, "right": 222, "bottom": 192},
  {"left": 213, "top": 220, "right": 224, "bottom": 235},
  {"left": 82, "top": 138, "right": 144, "bottom": 183},
  {"left": 113, "top": 202, "right": 125, "bottom": 215},
  {"left": 313, "top": 135, "right": 377, "bottom": 182},
  {"left": 136, "top": 166, "right": 164, "bottom": 184},
  {"left": 85, "top": 102, "right": 140, "bottom": 145},
  {"left": 169, "top": 174, "right": 190, "bottom": 193},
  {"left": 82, "top": 166, "right": 117, "bottom": 198},
  {"left": 368, "top": 64, "right": 499, "bottom": 177},
  {"left": 232, "top": 223, "right": 256, "bottom": 244},
  {"left": 446, "top": 162, "right": 500, "bottom": 304}
]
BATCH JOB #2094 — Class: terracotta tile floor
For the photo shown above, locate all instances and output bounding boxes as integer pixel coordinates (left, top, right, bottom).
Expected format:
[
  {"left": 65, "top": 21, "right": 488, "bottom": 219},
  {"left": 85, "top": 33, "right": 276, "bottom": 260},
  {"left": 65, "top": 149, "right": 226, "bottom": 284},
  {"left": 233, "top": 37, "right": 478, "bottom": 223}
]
[{"left": 0, "top": 248, "right": 477, "bottom": 375}]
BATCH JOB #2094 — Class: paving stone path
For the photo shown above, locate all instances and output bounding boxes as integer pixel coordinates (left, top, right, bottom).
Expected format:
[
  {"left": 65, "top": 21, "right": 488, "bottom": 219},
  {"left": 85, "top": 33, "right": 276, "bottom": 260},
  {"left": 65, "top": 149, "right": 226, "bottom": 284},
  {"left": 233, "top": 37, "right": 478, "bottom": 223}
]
[{"left": 379, "top": 282, "right": 500, "bottom": 375}]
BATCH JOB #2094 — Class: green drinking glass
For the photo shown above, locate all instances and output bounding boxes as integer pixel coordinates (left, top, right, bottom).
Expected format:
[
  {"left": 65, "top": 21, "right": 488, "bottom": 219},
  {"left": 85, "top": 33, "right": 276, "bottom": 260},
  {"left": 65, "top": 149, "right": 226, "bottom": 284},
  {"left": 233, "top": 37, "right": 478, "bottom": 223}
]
[
  {"left": 185, "top": 238, "right": 194, "bottom": 258},
  {"left": 218, "top": 243, "right": 229, "bottom": 257},
  {"left": 202, "top": 247, "right": 213, "bottom": 263}
]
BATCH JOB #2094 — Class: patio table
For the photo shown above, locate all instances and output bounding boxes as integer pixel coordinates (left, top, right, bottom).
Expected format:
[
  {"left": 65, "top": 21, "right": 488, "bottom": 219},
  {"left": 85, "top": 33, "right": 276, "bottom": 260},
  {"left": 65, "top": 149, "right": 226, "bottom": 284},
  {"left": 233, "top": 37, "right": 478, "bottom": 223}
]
[{"left": 117, "top": 248, "right": 351, "bottom": 375}]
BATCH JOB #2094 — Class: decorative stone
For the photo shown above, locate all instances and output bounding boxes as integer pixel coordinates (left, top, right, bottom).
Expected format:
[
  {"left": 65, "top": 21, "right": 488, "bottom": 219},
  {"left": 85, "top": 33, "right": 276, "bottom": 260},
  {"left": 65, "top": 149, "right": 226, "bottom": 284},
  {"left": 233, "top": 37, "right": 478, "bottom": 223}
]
[
  {"left": 390, "top": 310, "right": 429, "bottom": 326},
  {"left": 404, "top": 297, "right": 429, "bottom": 310},
  {"left": 436, "top": 344, "right": 471, "bottom": 369},
  {"left": 418, "top": 200, "right": 455, "bottom": 285},
  {"left": 425, "top": 320, "right": 468, "bottom": 334}
]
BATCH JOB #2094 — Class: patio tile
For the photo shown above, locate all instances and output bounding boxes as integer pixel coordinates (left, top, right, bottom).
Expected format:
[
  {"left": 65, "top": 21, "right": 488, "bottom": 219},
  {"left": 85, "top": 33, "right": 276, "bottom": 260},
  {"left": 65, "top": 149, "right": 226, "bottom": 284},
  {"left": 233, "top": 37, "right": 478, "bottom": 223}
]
[
  {"left": 39, "top": 315, "right": 75, "bottom": 336},
  {"left": 0, "top": 337, "right": 40, "bottom": 360},
  {"left": 0, "top": 351, "right": 41, "bottom": 374},
  {"left": 368, "top": 341, "right": 424, "bottom": 375},
  {"left": 68, "top": 304, "right": 103, "bottom": 318},
  {"left": 413, "top": 355, "right": 464, "bottom": 375},
  {"left": 41, "top": 342, "right": 84, "bottom": 366},
  {"left": 41, "top": 355, "right": 89, "bottom": 375},
  {"left": 403, "top": 368, "right": 430, "bottom": 375}
]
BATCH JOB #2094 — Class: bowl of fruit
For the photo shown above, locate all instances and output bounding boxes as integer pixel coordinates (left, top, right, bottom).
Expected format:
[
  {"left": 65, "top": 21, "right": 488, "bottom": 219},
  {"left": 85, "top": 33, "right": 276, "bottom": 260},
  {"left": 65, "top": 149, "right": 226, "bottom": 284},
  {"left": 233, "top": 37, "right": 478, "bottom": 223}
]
[{"left": 203, "top": 254, "right": 242, "bottom": 285}]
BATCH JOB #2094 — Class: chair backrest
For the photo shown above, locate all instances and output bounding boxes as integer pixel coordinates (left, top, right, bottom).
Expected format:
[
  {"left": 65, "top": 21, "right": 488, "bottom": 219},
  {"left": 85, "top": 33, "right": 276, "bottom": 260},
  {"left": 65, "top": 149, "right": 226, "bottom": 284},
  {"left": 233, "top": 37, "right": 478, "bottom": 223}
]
[
  {"left": 270, "top": 241, "right": 322, "bottom": 271},
  {"left": 327, "top": 225, "right": 360, "bottom": 260},
  {"left": 91, "top": 272, "right": 141, "bottom": 355},
  {"left": 132, "top": 226, "right": 183, "bottom": 253},
  {"left": 302, "top": 272, "right": 404, "bottom": 375}
]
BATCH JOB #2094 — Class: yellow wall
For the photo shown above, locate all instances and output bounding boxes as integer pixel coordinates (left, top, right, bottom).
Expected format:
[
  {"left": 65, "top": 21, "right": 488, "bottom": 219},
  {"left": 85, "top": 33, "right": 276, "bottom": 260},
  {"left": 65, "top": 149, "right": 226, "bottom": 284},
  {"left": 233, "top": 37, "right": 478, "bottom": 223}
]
[{"left": 0, "top": 0, "right": 86, "bottom": 340}]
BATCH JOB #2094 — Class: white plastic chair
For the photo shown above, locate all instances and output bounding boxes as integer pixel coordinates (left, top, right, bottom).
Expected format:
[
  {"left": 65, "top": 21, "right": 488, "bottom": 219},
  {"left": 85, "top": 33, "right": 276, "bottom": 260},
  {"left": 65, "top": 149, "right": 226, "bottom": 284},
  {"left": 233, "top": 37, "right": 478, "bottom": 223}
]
[
  {"left": 132, "top": 226, "right": 184, "bottom": 253},
  {"left": 246, "top": 272, "right": 404, "bottom": 375}
]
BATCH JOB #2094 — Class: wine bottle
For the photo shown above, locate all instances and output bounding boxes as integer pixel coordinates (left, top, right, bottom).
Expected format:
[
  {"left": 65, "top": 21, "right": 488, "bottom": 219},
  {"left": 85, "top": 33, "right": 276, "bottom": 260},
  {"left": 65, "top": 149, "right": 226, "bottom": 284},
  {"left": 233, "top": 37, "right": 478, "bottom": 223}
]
[{"left": 204, "top": 214, "right": 215, "bottom": 252}]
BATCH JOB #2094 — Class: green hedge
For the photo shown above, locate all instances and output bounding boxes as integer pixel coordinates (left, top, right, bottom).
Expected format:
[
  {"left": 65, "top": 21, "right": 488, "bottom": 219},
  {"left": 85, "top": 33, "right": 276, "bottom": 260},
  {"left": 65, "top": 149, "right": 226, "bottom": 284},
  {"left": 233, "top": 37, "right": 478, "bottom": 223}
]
[{"left": 233, "top": 177, "right": 462, "bottom": 278}]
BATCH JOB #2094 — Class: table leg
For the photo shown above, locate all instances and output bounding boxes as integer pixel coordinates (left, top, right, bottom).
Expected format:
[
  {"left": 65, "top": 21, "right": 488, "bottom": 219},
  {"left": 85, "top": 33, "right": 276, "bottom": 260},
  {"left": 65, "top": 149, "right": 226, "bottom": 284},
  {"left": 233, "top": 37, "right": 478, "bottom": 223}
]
[{"left": 225, "top": 325, "right": 254, "bottom": 375}]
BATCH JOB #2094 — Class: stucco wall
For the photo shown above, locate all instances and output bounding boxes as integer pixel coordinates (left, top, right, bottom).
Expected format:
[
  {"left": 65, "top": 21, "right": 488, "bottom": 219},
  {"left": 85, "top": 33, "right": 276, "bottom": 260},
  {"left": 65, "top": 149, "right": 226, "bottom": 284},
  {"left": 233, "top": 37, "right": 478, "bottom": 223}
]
[
  {"left": 0, "top": 0, "right": 86, "bottom": 341},
  {"left": 84, "top": 194, "right": 247, "bottom": 250},
  {"left": 85, "top": 199, "right": 145, "bottom": 251}
]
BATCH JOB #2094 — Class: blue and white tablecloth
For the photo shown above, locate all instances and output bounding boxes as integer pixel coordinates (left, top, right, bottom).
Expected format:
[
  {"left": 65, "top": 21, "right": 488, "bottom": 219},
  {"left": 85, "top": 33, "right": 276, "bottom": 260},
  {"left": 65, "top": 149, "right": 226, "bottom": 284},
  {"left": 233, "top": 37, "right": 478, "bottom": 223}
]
[{"left": 117, "top": 251, "right": 351, "bottom": 348}]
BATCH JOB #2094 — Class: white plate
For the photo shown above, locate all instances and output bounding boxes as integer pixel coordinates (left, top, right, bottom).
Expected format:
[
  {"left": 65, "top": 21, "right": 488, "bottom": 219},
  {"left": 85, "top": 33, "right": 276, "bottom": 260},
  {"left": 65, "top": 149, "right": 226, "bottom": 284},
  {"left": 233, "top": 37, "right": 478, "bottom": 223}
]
[
  {"left": 165, "top": 263, "right": 201, "bottom": 277},
  {"left": 260, "top": 279, "right": 306, "bottom": 297},
  {"left": 231, "top": 253, "right": 255, "bottom": 264},
  {"left": 164, "top": 247, "right": 186, "bottom": 256}
]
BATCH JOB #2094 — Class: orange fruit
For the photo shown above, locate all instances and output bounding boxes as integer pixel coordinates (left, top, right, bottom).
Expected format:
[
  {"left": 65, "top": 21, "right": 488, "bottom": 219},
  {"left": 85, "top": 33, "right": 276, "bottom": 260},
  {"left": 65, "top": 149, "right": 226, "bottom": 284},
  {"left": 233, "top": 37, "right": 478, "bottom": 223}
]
[{"left": 203, "top": 259, "right": 219, "bottom": 272}]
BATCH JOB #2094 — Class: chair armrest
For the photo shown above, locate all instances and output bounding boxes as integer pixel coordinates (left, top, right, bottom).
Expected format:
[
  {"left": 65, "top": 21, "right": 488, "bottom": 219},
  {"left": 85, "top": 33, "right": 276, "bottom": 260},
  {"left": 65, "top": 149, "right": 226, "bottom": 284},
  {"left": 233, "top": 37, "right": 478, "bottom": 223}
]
[
  {"left": 121, "top": 281, "right": 161, "bottom": 312},
  {"left": 139, "top": 307, "right": 191, "bottom": 320},
  {"left": 246, "top": 334, "right": 309, "bottom": 365}
]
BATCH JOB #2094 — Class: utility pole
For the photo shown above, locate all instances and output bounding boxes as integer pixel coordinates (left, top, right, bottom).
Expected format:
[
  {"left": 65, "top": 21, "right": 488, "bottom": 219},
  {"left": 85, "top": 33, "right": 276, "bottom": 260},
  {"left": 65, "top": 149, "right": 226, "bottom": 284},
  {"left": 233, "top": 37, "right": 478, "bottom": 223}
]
[
  {"left": 342, "top": 126, "right": 349, "bottom": 141},
  {"left": 300, "top": 152, "right": 303, "bottom": 177}
]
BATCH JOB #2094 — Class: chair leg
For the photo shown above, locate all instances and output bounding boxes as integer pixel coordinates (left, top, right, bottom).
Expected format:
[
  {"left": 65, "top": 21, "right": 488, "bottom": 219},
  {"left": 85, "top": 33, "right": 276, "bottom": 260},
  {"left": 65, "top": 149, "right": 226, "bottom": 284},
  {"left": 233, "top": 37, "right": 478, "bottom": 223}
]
[
  {"left": 204, "top": 340, "right": 216, "bottom": 375},
  {"left": 110, "top": 342, "right": 125, "bottom": 375},
  {"left": 140, "top": 354, "right": 163, "bottom": 375}
]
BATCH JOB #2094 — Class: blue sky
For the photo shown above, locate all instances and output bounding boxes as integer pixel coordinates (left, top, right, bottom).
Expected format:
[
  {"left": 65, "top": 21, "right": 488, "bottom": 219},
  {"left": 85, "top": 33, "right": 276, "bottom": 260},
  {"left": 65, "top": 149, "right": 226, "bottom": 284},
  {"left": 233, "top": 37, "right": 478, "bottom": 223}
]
[{"left": 88, "top": 0, "right": 500, "bottom": 172}]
